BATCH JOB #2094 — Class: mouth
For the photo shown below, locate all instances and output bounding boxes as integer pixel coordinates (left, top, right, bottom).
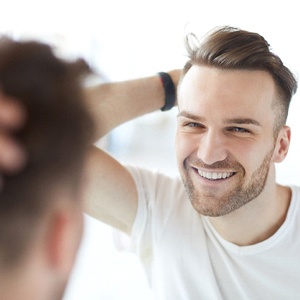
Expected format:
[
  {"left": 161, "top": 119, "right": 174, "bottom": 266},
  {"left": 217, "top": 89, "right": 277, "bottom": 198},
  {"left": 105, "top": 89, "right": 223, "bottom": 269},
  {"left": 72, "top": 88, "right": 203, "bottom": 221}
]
[{"left": 196, "top": 169, "right": 236, "bottom": 181}]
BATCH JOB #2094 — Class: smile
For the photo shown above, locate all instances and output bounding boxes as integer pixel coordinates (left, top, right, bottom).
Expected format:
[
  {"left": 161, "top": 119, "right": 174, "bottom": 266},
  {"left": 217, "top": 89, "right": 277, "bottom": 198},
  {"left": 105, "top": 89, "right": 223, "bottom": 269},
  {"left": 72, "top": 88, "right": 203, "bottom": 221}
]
[{"left": 197, "top": 169, "right": 235, "bottom": 180}]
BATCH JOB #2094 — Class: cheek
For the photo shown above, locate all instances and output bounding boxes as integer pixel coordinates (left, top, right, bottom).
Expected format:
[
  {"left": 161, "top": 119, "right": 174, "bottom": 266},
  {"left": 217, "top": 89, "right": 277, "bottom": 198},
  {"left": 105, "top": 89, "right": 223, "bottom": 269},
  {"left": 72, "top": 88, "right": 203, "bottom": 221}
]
[
  {"left": 175, "top": 131, "right": 197, "bottom": 163},
  {"left": 233, "top": 141, "right": 273, "bottom": 175}
]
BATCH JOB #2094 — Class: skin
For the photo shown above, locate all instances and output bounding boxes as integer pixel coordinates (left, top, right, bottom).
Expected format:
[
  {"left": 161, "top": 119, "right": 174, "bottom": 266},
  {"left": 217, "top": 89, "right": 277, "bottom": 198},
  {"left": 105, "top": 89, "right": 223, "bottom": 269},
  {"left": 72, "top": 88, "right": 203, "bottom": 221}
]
[{"left": 176, "top": 65, "right": 291, "bottom": 245}]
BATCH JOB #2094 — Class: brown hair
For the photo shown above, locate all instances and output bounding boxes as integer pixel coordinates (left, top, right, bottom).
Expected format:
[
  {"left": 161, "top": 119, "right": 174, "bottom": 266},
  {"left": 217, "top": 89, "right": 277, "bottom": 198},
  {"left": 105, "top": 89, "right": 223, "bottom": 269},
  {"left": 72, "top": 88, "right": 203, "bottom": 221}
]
[
  {"left": 183, "top": 26, "right": 298, "bottom": 133},
  {"left": 0, "top": 38, "right": 94, "bottom": 268}
]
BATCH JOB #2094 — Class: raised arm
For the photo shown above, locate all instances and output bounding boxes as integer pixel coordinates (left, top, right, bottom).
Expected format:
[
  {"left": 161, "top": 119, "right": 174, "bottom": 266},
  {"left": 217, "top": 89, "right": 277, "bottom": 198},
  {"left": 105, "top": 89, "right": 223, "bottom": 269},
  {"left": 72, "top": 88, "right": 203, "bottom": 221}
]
[
  {"left": 0, "top": 70, "right": 181, "bottom": 234},
  {"left": 83, "top": 70, "right": 181, "bottom": 234},
  {"left": 84, "top": 70, "right": 181, "bottom": 138}
]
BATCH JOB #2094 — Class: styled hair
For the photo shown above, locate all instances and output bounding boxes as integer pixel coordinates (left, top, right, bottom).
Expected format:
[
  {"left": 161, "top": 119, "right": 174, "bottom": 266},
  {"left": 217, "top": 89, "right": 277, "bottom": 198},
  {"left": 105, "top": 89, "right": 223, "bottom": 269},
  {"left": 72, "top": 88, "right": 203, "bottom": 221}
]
[
  {"left": 0, "top": 38, "right": 94, "bottom": 268},
  {"left": 183, "top": 26, "right": 298, "bottom": 133}
]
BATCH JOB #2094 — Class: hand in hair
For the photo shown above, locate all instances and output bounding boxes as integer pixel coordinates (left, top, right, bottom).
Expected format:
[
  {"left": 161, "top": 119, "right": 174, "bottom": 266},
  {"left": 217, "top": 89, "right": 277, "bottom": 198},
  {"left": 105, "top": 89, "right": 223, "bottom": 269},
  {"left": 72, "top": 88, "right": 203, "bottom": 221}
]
[{"left": 0, "top": 92, "right": 26, "bottom": 187}]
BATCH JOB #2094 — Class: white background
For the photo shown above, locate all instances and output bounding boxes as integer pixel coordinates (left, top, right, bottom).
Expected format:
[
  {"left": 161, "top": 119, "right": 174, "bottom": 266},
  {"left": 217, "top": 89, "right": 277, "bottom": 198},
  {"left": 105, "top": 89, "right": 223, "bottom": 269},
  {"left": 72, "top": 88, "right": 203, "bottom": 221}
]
[{"left": 1, "top": 0, "right": 300, "bottom": 299}]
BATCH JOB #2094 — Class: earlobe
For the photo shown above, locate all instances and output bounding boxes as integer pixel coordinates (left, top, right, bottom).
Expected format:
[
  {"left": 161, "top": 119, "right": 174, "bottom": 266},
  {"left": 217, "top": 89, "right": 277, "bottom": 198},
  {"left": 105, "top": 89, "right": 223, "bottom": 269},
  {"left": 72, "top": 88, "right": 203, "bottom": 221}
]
[{"left": 272, "top": 126, "right": 291, "bottom": 163}]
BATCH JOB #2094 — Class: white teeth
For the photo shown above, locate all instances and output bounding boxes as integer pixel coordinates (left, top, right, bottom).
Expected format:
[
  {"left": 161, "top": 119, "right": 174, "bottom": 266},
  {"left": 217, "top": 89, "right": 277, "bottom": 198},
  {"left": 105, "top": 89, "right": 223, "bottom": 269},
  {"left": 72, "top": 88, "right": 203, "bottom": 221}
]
[{"left": 198, "top": 170, "right": 233, "bottom": 180}]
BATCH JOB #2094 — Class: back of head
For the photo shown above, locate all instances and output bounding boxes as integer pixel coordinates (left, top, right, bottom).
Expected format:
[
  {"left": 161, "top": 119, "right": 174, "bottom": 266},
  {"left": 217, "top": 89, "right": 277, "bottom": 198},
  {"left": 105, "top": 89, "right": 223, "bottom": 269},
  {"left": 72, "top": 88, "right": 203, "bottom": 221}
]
[
  {"left": 0, "top": 38, "right": 94, "bottom": 270},
  {"left": 183, "top": 26, "right": 298, "bottom": 130}
]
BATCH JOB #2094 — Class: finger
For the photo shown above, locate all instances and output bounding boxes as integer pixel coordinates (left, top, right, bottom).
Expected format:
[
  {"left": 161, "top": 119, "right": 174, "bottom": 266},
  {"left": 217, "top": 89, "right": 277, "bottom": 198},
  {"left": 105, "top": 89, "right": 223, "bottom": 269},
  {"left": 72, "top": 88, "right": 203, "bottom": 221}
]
[
  {"left": 0, "top": 133, "right": 26, "bottom": 173},
  {"left": 0, "top": 93, "right": 26, "bottom": 130}
]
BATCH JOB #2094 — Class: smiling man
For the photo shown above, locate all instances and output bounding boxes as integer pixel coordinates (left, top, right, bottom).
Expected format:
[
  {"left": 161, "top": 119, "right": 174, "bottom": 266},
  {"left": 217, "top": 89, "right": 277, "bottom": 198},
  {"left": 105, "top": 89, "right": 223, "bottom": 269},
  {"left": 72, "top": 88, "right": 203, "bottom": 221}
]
[
  {"left": 82, "top": 26, "right": 298, "bottom": 299},
  {"left": 177, "top": 65, "right": 287, "bottom": 213},
  {"left": 0, "top": 26, "right": 299, "bottom": 299},
  {"left": 177, "top": 64, "right": 291, "bottom": 246}
]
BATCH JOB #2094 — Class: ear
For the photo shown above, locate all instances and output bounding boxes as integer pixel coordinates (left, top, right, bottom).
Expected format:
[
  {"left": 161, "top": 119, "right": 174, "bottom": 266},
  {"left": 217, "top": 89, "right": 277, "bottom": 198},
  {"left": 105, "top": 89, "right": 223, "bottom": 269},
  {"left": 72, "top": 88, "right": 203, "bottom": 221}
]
[
  {"left": 46, "top": 200, "right": 83, "bottom": 277},
  {"left": 272, "top": 126, "right": 291, "bottom": 163}
]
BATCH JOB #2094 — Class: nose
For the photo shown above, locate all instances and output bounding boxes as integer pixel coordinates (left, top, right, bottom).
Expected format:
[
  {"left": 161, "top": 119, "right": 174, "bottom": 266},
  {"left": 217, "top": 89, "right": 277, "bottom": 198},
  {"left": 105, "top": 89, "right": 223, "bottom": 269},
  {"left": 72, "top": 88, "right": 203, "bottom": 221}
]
[{"left": 196, "top": 131, "right": 228, "bottom": 165}]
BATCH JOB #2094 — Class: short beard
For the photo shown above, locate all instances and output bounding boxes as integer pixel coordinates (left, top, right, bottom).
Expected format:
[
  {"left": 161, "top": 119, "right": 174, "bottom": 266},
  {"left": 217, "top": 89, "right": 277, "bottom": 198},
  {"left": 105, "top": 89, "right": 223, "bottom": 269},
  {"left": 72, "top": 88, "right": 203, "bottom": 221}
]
[{"left": 181, "top": 148, "right": 274, "bottom": 217}]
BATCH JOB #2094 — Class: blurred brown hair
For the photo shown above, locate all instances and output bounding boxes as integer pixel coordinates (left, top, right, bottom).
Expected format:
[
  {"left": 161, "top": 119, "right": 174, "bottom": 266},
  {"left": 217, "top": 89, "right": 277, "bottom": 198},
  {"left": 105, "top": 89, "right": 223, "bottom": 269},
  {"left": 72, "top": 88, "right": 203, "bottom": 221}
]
[{"left": 0, "top": 37, "right": 94, "bottom": 268}]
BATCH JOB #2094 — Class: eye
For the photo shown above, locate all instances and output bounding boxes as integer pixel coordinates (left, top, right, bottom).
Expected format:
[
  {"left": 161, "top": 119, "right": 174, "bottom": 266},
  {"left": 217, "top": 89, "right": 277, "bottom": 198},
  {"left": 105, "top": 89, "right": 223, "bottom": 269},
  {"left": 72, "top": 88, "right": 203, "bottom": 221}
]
[
  {"left": 178, "top": 121, "right": 206, "bottom": 132},
  {"left": 228, "top": 127, "right": 251, "bottom": 133},
  {"left": 186, "top": 122, "right": 201, "bottom": 127}
]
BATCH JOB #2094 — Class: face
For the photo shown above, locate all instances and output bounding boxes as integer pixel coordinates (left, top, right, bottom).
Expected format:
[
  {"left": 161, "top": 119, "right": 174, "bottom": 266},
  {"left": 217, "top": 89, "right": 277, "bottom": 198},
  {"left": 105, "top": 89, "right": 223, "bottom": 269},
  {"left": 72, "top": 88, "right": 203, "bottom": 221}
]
[{"left": 176, "top": 65, "right": 287, "bottom": 217}]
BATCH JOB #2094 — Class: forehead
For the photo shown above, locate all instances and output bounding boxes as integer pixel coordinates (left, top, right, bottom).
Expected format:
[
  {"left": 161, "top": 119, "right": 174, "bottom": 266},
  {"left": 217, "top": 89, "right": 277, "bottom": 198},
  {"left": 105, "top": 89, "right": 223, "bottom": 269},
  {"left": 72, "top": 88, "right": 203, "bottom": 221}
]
[{"left": 178, "top": 65, "right": 276, "bottom": 123}]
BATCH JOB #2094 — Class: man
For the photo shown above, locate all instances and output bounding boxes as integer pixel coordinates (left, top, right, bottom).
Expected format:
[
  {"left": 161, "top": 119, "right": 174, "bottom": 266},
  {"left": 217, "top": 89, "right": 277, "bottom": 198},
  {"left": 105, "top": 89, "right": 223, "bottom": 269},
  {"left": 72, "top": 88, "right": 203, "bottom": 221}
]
[
  {"left": 1, "top": 26, "right": 299, "bottom": 299},
  {"left": 84, "top": 26, "right": 299, "bottom": 299},
  {"left": 0, "top": 38, "right": 94, "bottom": 299}
]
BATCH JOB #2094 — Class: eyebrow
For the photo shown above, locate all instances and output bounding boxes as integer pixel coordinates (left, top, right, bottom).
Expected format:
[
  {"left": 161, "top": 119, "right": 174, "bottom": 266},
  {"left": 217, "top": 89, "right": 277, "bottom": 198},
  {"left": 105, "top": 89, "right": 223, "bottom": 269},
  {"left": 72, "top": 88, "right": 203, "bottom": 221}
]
[
  {"left": 223, "top": 118, "right": 262, "bottom": 127},
  {"left": 177, "top": 111, "right": 262, "bottom": 127},
  {"left": 177, "top": 111, "right": 205, "bottom": 122}
]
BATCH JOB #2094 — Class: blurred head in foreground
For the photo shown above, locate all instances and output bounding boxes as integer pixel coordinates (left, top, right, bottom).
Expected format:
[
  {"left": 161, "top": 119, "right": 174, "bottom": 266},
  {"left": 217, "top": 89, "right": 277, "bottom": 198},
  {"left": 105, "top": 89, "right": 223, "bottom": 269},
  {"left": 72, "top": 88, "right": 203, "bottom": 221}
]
[{"left": 0, "top": 37, "right": 94, "bottom": 300}]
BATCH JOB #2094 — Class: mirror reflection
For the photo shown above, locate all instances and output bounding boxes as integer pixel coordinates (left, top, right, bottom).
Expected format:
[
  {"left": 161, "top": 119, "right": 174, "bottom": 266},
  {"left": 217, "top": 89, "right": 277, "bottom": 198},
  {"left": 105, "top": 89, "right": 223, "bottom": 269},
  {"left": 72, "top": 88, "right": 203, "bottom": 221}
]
[{"left": 1, "top": 1, "right": 299, "bottom": 299}]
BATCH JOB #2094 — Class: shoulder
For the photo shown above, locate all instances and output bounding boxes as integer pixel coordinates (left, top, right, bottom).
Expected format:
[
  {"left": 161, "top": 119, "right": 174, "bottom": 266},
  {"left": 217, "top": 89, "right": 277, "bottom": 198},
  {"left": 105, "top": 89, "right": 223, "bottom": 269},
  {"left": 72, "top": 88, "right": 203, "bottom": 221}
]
[
  {"left": 125, "top": 165, "right": 187, "bottom": 208},
  {"left": 285, "top": 185, "right": 300, "bottom": 226},
  {"left": 291, "top": 185, "right": 300, "bottom": 195},
  {"left": 126, "top": 165, "right": 183, "bottom": 192}
]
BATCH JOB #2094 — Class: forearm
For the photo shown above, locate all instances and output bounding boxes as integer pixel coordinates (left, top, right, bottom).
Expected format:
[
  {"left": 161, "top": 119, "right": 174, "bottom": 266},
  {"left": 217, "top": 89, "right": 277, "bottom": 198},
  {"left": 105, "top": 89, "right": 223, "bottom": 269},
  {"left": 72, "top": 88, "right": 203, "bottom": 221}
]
[
  {"left": 83, "top": 70, "right": 181, "bottom": 230},
  {"left": 84, "top": 70, "right": 181, "bottom": 139}
]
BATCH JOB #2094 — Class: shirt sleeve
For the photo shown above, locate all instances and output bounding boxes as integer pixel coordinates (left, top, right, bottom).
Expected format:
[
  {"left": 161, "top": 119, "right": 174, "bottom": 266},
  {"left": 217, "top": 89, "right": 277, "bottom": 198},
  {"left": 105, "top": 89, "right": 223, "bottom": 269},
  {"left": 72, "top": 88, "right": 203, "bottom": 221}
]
[
  {"left": 126, "top": 165, "right": 184, "bottom": 278},
  {"left": 125, "top": 165, "right": 156, "bottom": 284}
]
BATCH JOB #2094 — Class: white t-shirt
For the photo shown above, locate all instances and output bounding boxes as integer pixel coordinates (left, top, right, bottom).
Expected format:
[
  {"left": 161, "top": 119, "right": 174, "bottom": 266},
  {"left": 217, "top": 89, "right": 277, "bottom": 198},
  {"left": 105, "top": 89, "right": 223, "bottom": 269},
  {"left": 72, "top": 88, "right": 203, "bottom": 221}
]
[{"left": 128, "top": 166, "right": 300, "bottom": 300}]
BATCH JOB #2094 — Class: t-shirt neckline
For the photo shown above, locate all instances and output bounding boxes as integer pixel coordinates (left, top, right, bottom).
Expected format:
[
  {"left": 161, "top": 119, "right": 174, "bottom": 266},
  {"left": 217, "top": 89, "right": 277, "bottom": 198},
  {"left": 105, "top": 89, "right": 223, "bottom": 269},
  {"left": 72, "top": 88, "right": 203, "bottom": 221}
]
[{"left": 203, "top": 186, "right": 298, "bottom": 256}]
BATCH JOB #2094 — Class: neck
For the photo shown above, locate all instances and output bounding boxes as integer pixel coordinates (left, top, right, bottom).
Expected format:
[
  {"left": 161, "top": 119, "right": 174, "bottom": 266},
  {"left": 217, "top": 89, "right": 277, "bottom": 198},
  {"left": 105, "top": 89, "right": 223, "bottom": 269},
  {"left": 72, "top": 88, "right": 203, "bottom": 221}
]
[
  {"left": 0, "top": 258, "right": 63, "bottom": 300},
  {"left": 0, "top": 270, "right": 37, "bottom": 300},
  {"left": 209, "top": 168, "right": 291, "bottom": 246}
]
